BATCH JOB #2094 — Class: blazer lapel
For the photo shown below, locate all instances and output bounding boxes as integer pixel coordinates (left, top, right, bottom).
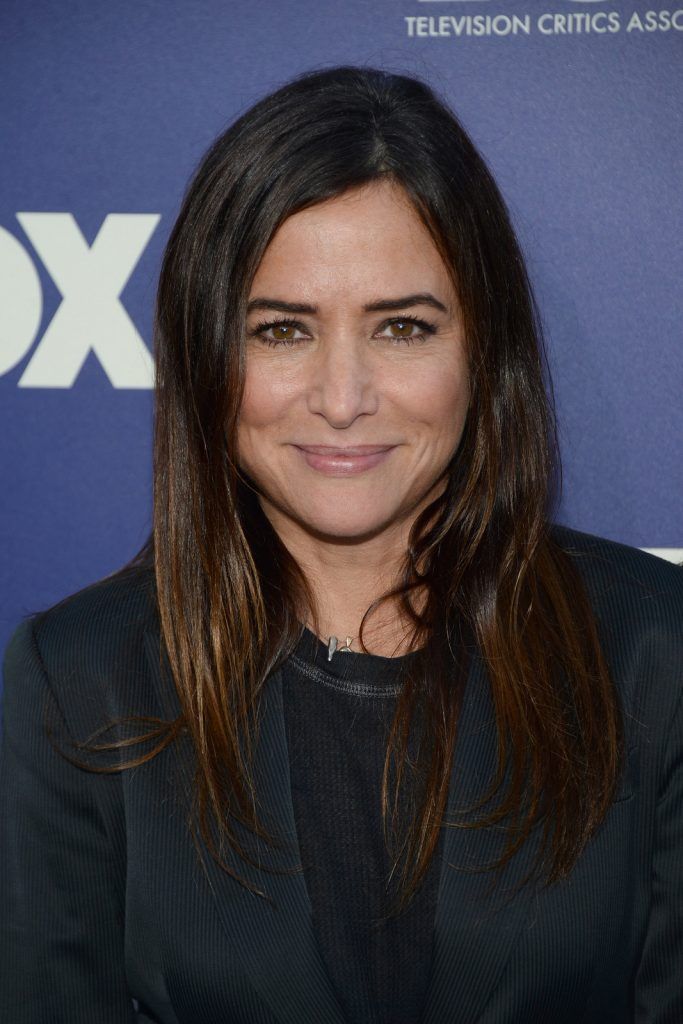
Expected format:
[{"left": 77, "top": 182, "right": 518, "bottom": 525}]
[
  {"left": 143, "top": 628, "right": 347, "bottom": 1024},
  {"left": 421, "top": 652, "right": 541, "bottom": 1023}
]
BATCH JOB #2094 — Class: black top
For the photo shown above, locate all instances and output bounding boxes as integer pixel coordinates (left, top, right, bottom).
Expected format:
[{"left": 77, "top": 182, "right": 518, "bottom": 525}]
[{"left": 281, "top": 625, "right": 444, "bottom": 1024}]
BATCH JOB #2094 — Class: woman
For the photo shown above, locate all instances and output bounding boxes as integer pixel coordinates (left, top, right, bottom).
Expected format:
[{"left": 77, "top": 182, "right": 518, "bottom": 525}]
[{"left": 1, "top": 65, "right": 681, "bottom": 1024}]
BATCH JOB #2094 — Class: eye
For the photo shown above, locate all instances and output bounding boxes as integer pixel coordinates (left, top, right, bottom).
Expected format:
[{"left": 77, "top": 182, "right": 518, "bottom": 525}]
[
  {"left": 247, "top": 314, "right": 438, "bottom": 348},
  {"left": 376, "top": 316, "right": 437, "bottom": 345},
  {"left": 249, "top": 317, "right": 309, "bottom": 347}
]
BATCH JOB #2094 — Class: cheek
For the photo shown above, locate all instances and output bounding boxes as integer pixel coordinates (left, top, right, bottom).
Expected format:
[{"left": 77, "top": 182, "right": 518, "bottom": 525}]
[
  {"left": 403, "top": 358, "right": 469, "bottom": 441},
  {"left": 236, "top": 376, "right": 270, "bottom": 471},
  {"left": 236, "top": 365, "right": 303, "bottom": 479},
  {"left": 238, "top": 365, "right": 290, "bottom": 434}
]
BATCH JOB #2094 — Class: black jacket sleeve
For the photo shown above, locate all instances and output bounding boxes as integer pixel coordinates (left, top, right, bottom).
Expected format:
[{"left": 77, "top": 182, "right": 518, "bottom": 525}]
[
  {"left": 0, "top": 619, "right": 137, "bottom": 1023},
  {"left": 634, "top": 681, "right": 683, "bottom": 1021}
]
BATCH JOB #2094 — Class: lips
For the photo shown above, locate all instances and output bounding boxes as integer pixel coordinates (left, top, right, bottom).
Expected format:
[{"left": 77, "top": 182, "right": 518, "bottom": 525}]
[
  {"left": 293, "top": 444, "right": 396, "bottom": 476},
  {"left": 295, "top": 444, "right": 394, "bottom": 456}
]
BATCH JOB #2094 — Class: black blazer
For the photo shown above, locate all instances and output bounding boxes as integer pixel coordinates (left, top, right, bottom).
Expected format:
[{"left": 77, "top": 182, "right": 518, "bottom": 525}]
[{"left": 1, "top": 526, "right": 682, "bottom": 1023}]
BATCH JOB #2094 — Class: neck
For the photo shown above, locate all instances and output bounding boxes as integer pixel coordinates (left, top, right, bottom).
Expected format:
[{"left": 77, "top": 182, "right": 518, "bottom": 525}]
[
  {"left": 257, "top": 493, "right": 437, "bottom": 657},
  {"left": 304, "top": 560, "right": 418, "bottom": 657},
  {"left": 270, "top": 521, "right": 409, "bottom": 642}
]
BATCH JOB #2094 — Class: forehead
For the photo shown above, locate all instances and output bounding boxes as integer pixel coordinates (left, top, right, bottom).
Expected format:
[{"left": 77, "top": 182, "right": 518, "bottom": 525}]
[{"left": 249, "top": 180, "right": 455, "bottom": 304}]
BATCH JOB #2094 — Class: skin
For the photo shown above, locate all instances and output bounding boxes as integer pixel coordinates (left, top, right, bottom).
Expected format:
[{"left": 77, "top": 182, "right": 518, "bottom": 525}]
[{"left": 237, "top": 179, "right": 469, "bottom": 656}]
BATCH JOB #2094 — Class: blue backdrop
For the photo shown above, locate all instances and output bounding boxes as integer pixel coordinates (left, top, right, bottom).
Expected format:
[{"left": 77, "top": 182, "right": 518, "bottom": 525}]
[{"left": 2, "top": 0, "right": 681, "bottom": 670}]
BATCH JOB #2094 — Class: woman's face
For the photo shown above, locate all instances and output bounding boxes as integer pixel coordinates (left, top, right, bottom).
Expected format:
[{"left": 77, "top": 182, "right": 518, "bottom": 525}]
[{"left": 237, "top": 179, "right": 469, "bottom": 550}]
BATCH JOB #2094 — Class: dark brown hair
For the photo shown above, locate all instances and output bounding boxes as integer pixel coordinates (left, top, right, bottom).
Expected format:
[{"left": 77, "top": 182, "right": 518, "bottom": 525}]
[{"left": 61, "top": 65, "right": 623, "bottom": 914}]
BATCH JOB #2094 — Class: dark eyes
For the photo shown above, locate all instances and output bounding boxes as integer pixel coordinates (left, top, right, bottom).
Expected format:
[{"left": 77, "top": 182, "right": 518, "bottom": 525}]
[{"left": 248, "top": 315, "right": 438, "bottom": 348}]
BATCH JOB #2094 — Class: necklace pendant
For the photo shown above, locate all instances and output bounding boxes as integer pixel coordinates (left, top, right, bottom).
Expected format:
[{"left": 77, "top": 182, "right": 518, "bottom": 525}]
[{"left": 327, "top": 635, "right": 354, "bottom": 660}]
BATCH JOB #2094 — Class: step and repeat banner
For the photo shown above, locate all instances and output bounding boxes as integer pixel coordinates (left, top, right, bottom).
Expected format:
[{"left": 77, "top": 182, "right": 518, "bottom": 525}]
[{"left": 1, "top": 0, "right": 681, "bottom": 663}]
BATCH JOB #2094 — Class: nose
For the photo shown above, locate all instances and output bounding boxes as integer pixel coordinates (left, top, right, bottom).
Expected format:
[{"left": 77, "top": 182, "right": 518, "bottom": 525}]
[{"left": 306, "top": 336, "right": 378, "bottom": 427}]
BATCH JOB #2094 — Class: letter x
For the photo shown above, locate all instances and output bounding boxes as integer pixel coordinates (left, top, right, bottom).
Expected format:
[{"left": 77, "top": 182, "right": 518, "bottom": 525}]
[{"left": 17, "top": 212, "right": 160, "bottom": 388}]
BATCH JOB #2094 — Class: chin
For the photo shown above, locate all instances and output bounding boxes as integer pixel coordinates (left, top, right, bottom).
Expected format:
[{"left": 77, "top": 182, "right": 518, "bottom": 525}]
[{"left": 296, "top": 508, "right": 397, "bottom": 542}]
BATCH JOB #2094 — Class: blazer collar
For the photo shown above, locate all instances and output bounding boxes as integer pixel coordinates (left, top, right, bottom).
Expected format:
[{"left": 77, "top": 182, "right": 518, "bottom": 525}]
[{"left": 144, "top": 628, "right": 539, "bottom": 1024}]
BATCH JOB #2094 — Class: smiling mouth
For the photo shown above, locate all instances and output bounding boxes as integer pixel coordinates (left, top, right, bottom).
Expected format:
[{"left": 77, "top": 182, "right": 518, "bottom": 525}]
[
  {"left": 292, "top": 444, "right": 396, "bottom": 476},
  {"left": 294, "top": 444, "right": 395, "bottom": 456}
]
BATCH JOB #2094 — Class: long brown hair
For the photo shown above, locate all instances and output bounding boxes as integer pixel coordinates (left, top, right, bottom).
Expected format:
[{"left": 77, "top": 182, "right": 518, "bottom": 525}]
[{"left": 59, "top": 65, "right": 623, "bottom": 914}]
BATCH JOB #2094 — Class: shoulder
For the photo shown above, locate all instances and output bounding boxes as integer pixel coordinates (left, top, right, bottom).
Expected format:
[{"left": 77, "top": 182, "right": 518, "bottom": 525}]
[
  {"left": 549, "top": 522, "right": 683, "bottom": 621},
  {"left": 2, "top": 564, "right": 159, "bottom": 737},
  {"left": 7, "top": 562, "right": 157, "bottom": 669},
  {"left": 549, "top": 523, "right": 682, "bottom": 745}
]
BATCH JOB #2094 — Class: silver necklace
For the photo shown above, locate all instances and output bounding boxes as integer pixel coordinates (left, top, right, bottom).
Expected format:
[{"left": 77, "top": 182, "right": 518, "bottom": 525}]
[{"left": 327, "top": 635, "right": 354, "bottom": 661}]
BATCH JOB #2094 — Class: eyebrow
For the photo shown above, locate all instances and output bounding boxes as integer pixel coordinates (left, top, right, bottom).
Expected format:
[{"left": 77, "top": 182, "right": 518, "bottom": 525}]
[{"left": 246, "top": 292, "right": 449, "bottom": 315}]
